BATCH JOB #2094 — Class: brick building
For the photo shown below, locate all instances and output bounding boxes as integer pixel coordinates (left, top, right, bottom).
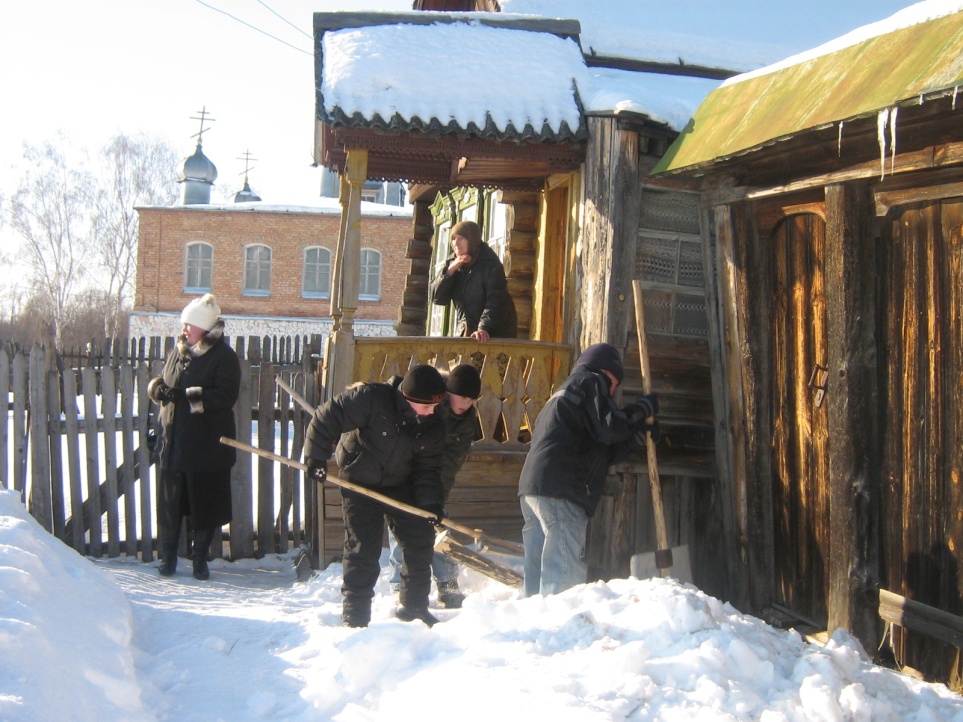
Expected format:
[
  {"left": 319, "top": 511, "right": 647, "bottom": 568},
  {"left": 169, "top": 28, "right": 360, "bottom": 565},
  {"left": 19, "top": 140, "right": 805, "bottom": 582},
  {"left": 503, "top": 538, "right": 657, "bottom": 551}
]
[{"left": 130, "top": 144, "right": 413, "bottom": 339}]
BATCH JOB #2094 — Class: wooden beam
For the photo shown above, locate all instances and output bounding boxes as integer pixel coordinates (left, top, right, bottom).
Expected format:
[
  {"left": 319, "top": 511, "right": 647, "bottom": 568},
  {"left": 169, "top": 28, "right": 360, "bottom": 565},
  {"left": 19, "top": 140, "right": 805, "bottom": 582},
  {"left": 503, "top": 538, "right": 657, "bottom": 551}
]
[
  {"left": 824, "top": 181, "right": 882, "bottom": 650},
  {"left": 879, "top": 588, "right": 963, "bottom": 650}
]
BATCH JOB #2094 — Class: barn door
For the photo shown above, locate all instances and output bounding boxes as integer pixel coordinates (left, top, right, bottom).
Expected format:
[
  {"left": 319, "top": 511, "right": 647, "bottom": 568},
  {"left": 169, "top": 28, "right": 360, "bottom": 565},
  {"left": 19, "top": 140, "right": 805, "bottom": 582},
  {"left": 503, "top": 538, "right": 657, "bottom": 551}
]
[
  {"left": 878, "top": 197, "right": 963, "bottom": 678},
  {"left": 769, "top": 213, "right": 831, "bottom": 627}
]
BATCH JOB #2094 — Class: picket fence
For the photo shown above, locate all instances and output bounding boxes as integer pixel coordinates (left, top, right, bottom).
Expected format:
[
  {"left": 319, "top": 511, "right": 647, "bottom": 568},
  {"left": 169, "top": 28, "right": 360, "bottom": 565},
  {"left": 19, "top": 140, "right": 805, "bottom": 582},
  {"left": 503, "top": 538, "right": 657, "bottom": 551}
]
[{"left": 1, "top": 335, "right": 323, "bottom": 563}]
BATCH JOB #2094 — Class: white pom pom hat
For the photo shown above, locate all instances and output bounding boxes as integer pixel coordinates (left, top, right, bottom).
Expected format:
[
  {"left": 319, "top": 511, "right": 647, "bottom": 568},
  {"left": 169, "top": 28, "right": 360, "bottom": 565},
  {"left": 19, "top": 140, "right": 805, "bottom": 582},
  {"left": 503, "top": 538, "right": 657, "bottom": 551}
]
[{"left": 180, "top": 293, "right": 221, "bottom": 332}]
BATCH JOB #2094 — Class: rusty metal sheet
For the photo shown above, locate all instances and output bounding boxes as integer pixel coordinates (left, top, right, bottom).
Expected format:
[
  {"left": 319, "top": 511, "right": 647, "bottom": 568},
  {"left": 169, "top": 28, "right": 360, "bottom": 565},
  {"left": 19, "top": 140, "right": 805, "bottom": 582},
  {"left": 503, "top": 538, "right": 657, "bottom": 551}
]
[{"left": 654, "top": 12, "right": 963, "bottom": 175}]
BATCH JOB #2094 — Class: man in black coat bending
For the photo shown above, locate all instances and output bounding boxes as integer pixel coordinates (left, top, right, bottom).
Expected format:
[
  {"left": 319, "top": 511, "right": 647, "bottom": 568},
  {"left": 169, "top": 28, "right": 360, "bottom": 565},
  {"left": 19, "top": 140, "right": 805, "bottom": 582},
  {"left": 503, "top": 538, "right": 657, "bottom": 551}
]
[{"left": 304, "top": 365, "right": 448, "bottom": 628}]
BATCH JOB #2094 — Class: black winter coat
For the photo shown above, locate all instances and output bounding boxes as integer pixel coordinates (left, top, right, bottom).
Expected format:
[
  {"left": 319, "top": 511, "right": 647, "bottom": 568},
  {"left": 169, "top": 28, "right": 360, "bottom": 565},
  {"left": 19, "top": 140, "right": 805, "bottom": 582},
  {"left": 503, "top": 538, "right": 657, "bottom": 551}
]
[
  {"left": 154, "top": 325, "right": 240, "bottom": 529},
  {"left": 439, "top": 399, "right": 482, "bottom": 497},
  {"left": 431, "top": 243, "right": 517, "bottom": 338},
  {"left": 156, "top": 327, "right": 240, "bottom": 475},
  {"left": 303, "top": 381, "right": 446, "bottom": 510},
  {"left": 517, "top": 364, "right": 637, "bottom": 516}
]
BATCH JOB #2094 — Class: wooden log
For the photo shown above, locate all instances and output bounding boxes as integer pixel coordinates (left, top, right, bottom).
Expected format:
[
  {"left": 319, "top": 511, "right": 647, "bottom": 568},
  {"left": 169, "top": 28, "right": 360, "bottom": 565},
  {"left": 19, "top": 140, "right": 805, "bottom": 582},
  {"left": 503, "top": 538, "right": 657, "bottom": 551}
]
[{"left": 878, "top": 589, "right": 963, "bottom": 650}]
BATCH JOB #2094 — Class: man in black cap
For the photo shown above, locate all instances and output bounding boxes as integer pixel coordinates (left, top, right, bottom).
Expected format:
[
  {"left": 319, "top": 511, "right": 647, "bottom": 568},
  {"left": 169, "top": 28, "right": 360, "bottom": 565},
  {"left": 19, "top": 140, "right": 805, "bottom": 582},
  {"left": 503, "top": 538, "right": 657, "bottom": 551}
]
[
  {"left": 517, "top": 343, "right": 659, "bottom": 596},
  {"left": 387, "top": 363, "right": 483, "bottom": 608},
  {"left": 304, "top": 364, "right": 447, "bottom": 627}
]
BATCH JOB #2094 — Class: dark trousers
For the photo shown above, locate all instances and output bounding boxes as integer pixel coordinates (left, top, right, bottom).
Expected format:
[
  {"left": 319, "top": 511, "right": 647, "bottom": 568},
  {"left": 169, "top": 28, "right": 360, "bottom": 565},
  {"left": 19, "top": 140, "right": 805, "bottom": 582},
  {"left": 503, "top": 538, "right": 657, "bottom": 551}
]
[{"left": 341, "top": 490, "right": 435, "bottom": 623}]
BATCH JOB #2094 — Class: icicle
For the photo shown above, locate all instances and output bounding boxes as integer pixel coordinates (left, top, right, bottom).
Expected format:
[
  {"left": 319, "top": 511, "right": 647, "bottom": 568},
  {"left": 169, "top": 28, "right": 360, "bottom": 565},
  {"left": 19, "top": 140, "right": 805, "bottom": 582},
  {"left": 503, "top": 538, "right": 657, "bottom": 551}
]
[
  {"left": 877, "top": 108, "right": 889, "bottom": 180},
  {"left": 837, "top": 121, "right": 844, "bottom": 157},
  {"left": 954, "top": 86, "right": 959, "bottom": 111},
  {"left": 889, "top": 106, "right": 898, "bottom": 176}
]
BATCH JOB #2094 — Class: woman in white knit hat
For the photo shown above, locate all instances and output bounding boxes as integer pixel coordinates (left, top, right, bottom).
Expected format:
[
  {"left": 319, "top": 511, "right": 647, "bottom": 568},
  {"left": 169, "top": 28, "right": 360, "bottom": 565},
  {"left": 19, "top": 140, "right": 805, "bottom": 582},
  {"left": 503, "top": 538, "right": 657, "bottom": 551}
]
[{"left": 148, "top": 294, "right": 240, "bottom": 580}]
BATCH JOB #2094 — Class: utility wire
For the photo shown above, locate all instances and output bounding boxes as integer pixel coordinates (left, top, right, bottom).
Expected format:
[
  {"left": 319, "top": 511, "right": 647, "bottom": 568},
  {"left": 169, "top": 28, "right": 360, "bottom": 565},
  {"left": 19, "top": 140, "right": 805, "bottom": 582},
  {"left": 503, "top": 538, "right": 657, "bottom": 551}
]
[
  {"left": 256, "top": 0, "right": 313, "bottom": 40},
  {"left": 194, "top": 0, "right": 312, "bottom": 56}
]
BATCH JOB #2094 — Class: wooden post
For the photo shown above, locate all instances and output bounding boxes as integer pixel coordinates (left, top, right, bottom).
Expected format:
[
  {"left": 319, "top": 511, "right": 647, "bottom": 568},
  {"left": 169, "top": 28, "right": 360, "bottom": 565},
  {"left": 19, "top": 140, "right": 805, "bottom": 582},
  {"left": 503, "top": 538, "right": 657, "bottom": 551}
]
[{"left": 824, "top": 181, "right": 880, "bottom": 648}]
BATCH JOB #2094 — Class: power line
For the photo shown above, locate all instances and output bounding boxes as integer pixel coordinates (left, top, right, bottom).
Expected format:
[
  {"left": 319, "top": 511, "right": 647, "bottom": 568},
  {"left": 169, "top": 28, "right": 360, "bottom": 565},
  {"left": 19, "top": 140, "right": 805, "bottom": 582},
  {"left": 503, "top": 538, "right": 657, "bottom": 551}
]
[
  {"left": 256, "top": 0, "right": 313, "bottom": 41},
  {"left": 194, "top": 0, "right": 313, "bottom": 56}
]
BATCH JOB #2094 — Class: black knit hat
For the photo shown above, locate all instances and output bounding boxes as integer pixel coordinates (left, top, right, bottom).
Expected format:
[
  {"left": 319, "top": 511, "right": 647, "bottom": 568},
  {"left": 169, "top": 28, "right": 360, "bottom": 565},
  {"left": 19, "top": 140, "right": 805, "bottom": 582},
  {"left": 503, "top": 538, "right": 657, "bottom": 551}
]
[
  {"left": 400, "top": 364, "right": 446, "bottom": 404},
  {"left": 577, "top": 343, "right": 625, "bottom": 384},
  {"left": 446, "top": 364, "right": 482, "bottom": 399}
]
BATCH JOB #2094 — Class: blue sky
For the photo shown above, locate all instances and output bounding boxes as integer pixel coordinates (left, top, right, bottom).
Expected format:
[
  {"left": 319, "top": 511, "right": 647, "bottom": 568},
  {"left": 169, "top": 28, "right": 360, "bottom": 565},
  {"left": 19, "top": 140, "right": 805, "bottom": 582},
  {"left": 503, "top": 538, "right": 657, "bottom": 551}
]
[{"left": 0, "top": 0, "right": 922, "bottom": 205}]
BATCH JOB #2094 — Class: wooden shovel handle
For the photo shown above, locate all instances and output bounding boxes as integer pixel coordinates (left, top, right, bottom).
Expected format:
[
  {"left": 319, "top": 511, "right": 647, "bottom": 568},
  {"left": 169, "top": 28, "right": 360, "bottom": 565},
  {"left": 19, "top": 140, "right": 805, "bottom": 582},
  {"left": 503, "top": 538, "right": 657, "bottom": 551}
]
[
  {"left": 219, "top": 436, "right": 522, "bottom": 552},
  {"left": 632, "top": 281, "right": 672, "bottom": 573}
]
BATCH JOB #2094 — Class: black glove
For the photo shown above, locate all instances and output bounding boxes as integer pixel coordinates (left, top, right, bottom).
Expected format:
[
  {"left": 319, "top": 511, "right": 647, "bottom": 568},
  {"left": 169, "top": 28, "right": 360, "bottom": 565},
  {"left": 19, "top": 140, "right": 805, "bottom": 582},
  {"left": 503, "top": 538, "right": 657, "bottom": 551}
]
[
  {"left": 625, "top": 393, "right": 659, "bottom": 425},
  {"left": 634, "top": 393, "right": 659, "bottom": 418},
  {"left": 634, "top": 420, "right": 661, "bottom": 445},
  {"left": 306, "top": 459, "right": 327, "bottom": 483},
  {"left": 422, "top": 504, "right": 446, "bottom": 525},
  {"left": 166, "top": 386, "right": 186, "bottom": 402},
  {"left": 147, "top": 377, "right": 171, "bottom": 404}
]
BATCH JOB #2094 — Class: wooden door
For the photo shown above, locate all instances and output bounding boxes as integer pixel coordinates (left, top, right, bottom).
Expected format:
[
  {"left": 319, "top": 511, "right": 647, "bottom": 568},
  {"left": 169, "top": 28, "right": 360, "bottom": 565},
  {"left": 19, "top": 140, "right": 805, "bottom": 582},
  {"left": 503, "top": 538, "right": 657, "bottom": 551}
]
[
  {"left": 878, "top": 197, "right": 963, "bottom": 678},
  {"left": 769, "top": 213, "right": 831, "bottom": 626}
]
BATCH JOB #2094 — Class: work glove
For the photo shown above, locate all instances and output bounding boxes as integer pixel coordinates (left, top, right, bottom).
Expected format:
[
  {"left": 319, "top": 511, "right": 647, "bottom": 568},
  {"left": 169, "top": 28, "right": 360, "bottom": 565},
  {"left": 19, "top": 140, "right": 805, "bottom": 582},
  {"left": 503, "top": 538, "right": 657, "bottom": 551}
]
[
  {"left": 422, "top": 504, "right": 446, "bottom": 525},
  {"left": 634, "top": 419, "right": 662, "bottom": 445},
  {"left": 306, "top": 459, "right": 328, "bottom": 483}
]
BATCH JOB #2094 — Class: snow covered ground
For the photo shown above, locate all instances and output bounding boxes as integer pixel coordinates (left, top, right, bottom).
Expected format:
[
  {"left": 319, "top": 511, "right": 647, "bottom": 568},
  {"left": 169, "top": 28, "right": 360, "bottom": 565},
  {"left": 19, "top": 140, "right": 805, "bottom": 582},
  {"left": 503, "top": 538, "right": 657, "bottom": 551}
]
[{"left": 3, "top": 487, "right": 963, "bottom": 722}]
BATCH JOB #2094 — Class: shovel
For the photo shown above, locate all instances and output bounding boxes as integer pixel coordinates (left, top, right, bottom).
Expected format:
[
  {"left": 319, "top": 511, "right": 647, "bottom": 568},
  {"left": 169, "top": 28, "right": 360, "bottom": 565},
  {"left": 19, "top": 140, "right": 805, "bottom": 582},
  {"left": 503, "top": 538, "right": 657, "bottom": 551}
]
[
  {"left": 220, "top": 436, "right": 524, "bottom": 588},
  {"left": 630, "top": 280, "right": 693, "bottom": 583},
  {"left": 274, "top": 374, "right": 524, "bottom": 557}
]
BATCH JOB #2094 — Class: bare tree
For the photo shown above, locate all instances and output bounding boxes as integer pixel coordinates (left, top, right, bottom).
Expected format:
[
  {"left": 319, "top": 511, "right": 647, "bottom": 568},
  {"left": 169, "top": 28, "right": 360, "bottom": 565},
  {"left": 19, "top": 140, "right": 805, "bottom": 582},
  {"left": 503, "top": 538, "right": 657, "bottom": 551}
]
[
  {"left": 9, "top": 137, "right": 94, "bottom": 346},
  {"left": 90, "top": 133, "right": 179, "bottom": 336}
]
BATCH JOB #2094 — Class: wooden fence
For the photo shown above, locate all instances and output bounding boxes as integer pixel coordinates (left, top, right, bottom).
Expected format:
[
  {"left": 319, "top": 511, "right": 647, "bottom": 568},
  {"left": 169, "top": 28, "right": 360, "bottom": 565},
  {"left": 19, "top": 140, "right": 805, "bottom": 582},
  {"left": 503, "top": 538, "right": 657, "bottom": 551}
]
[{"left": 1, "top": 336, "right": 322, "bottom": 562}]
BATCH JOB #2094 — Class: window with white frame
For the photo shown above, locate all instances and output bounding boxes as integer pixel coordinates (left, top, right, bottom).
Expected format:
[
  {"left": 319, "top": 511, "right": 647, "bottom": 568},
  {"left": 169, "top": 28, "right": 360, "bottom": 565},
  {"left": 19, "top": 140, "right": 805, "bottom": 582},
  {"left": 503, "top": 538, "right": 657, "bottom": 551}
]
[
  {"left": 243, "top": 244, "right": 272, "bottom": 296},
  {"left": 184, "top": 242, "right": 213, "bottom": 292},
  {"left": 302, "top": 246, "right": 331, "bottom": 298},
  {"left": 359, "top": 248, "right": 381, "bottom": 300}
]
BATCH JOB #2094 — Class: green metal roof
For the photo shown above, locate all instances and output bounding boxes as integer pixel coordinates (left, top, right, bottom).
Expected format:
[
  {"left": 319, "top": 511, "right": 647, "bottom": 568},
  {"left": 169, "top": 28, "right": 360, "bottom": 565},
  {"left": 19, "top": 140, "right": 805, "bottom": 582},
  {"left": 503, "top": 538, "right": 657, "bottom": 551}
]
[{"left": 654, "top": 12, "right": 963, "bottom": 175}]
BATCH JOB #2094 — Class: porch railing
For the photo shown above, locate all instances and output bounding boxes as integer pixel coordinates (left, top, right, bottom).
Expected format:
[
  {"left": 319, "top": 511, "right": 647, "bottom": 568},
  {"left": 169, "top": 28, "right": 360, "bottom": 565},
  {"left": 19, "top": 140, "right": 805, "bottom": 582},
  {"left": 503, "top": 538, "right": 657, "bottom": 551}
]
[{"left": 352, "top": 337, "right": 572, "bottom": 451}]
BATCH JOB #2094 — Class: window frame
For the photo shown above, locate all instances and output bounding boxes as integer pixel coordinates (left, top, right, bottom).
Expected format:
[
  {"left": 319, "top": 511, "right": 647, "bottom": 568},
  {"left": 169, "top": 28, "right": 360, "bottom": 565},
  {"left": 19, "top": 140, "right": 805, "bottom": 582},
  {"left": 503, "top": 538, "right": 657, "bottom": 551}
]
[
  {"left": 183, "top": 241, "right": 214, "bottom": 293},
  {"left": 242, "top": 243, "right": 272, "bottom": 297},
  {"left": 358, "top": 247, "right": 382, "bottom": 301},
  {"left": 302, "top": 245, "right": 332, "bottom": 299}
]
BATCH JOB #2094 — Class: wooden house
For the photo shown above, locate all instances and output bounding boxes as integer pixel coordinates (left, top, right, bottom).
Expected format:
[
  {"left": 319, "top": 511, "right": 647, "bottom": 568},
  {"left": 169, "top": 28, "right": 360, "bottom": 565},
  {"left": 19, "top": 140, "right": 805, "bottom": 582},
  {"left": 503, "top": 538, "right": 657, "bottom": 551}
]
[
  {"left": 654, "top": 9, "right": 963, "bottom": 682},
  {"left": 312, "top": 5, "right": 731, "bottom": 597}
]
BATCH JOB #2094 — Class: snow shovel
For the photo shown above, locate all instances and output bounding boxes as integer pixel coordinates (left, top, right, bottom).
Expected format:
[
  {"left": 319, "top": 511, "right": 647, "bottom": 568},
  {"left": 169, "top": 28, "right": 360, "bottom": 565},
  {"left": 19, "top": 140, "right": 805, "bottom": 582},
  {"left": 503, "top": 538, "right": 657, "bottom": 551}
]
[
  {"left": 630, "top": 280, "right": 693, "bottom": 583},
  {"left": 220, "top": 436, "right": 524, "bottom": 589},
  {"left": 274, "top": 373, "right": 524, "bottom": 558}
]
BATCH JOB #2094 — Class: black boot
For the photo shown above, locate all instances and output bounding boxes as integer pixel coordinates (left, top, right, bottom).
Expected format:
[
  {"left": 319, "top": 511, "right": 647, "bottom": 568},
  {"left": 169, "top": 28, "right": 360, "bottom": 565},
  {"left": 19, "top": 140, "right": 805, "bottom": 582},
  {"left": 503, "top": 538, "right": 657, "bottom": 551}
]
[
  {"left": 192, "top": 529, "right": 214, "bottom": 581},
  {"left": 397, "top": 605, "right": 439, "bottom": 627},
  {"left": 158, "top": 525, "right": 180, "bottom": 577},
  {"left": 437, "top": 579, "right": 465, "bottom": 609}
]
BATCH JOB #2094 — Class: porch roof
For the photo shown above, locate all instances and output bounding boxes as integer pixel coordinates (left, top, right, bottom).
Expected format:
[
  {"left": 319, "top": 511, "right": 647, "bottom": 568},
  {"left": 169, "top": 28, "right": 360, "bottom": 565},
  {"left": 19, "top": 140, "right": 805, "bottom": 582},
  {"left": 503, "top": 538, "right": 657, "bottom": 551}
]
[
  {"left": 654, "top": 9, "right": 963, "bottom": 176},
  {"left": 314, "top": 12, "right": 589, "bottom": 191}
]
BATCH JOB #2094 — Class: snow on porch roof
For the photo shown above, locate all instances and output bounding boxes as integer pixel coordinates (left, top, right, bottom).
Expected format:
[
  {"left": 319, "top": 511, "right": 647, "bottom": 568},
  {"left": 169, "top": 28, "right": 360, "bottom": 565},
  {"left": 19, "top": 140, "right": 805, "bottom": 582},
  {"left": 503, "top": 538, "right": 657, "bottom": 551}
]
[
  {"left": 653, "top": 9, "right": 963, "bottom": 175},
  {"left": 316, "top": 13, "right": 588, "bottom": 144}
]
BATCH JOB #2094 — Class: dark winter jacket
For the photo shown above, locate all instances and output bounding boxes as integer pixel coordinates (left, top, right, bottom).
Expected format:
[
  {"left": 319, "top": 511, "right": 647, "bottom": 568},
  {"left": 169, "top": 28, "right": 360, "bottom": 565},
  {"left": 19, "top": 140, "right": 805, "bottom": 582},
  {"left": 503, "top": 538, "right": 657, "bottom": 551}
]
[
  {"left": 517, "top": 363, "right": 638, "bottom": 516},
  {"left": 303, "top": 380, "right": 446, "bottom": 510},
  {"left": 439, "top": 399, "right": 482, "bottom": 497},
  {"left": 156, "top": 322, "right": 240, "bottom": 475},
  {"left": 431, "top": 243, "right": 517, "bottom": 338}
]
